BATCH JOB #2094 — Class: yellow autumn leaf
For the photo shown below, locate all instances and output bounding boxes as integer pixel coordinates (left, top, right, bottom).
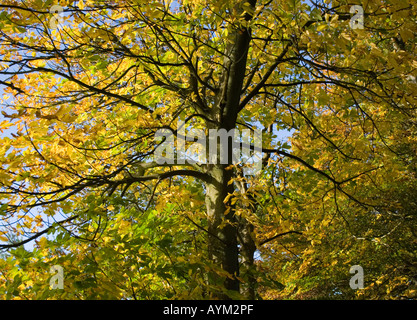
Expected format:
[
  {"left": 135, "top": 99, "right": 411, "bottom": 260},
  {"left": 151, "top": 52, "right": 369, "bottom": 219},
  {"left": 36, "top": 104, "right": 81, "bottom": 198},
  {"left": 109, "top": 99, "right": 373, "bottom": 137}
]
[
  {"left": 78, "top": 0, "right": 85, "bottom": 10},
  {"left": 317, "top": 23, "right": 327, "bottom": 32},
  {"left": 38, "top": 237, "right": 48, "bottom": 248}
]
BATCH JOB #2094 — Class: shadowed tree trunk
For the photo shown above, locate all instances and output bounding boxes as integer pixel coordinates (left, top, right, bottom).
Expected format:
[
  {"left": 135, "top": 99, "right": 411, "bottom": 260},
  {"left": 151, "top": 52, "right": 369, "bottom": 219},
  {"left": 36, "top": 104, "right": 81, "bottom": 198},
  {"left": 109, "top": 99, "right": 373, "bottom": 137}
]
[
  {"left": 205, "top": 164, "right": 240, "bottom": 297},
  {"left": 204, "top": 0, "right": 256, "bottom": 298},
  {"left": 239, "top": 217, "right": 257, "bottom": 299}
]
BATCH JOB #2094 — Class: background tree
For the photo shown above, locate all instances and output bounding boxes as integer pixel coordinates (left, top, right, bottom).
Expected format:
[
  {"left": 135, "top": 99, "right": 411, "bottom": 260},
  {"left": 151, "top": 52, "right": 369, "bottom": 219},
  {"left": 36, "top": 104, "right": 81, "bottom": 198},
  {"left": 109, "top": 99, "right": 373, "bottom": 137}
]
[{"left": 0, "top": 0, "right": 416, "bottom": 299}]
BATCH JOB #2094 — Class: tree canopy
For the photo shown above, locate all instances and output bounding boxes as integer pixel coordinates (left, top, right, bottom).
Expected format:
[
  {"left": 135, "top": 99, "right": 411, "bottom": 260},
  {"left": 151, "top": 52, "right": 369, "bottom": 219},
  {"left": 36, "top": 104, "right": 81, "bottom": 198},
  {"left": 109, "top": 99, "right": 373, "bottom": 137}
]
[{"left": 0, "top": 0, "right": 417, "bottom": 299}]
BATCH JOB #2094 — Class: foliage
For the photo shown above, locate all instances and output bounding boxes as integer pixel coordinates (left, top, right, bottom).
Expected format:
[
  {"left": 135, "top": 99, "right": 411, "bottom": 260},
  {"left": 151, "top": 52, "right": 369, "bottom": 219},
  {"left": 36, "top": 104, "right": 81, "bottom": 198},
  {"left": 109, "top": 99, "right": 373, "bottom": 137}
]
[{"left": 0, "top": 0, "right": 417, "bottom": 299}]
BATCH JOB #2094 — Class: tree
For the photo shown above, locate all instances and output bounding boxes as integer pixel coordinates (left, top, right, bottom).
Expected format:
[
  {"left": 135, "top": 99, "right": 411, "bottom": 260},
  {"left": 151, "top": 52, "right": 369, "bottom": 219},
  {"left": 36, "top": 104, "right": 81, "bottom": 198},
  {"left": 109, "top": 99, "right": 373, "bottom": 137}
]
[{"left": 0, "top": 0, "right": 416, "bottom": 299}]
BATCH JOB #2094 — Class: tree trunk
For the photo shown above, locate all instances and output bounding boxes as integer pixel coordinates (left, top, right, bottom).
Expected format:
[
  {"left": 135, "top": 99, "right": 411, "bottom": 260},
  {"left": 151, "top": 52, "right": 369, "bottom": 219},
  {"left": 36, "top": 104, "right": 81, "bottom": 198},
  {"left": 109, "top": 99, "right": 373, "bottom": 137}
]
[
  {"left": 239, "top": 217, "right": 257, "bottom": 299},
  {"left": 203, "top": 0, "right": 257, "bottom": 299},
  {"left": 205, "top": 164, "right": 239, "bottom": 298}
]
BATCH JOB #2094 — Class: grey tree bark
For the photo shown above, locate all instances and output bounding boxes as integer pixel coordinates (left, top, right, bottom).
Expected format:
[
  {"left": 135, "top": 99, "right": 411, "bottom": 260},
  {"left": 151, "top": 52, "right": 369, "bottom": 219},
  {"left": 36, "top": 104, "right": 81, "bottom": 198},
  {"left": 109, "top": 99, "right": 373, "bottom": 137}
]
[{"left": 203, "top": 0, "right": 257, "bottom": 299}]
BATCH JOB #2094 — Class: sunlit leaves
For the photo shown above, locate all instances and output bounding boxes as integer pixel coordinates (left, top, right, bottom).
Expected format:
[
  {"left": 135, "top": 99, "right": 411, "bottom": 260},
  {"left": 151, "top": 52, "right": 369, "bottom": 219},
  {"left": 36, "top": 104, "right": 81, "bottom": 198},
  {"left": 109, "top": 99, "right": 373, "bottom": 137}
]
[{"left": 0, "top": 0, "right": 417, "bottom": 300}]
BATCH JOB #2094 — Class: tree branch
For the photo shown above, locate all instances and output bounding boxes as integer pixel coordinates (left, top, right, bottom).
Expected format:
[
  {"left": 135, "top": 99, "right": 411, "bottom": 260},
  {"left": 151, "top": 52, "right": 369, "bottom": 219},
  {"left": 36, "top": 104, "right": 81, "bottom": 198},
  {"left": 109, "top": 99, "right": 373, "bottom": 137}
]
[
  {"left": 259, "top": 230, "right": 303, "bottom": 246},
  {"left": 0, "top": 215, "right": 79, "bottom": 250}
]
